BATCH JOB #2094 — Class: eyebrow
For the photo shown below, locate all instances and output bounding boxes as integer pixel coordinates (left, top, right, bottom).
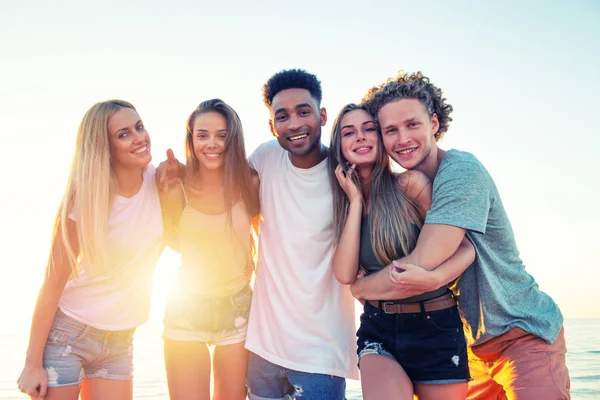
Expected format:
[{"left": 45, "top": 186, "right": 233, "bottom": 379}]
[
  {"left": 341, "top": 120, "right": 374, "bottom": 130},
  {"left": 274, "top": 103, "right": 313, "bottom": 115},
  {"left": 383, "top": 117, "right": 417, "bottom": 130},
  {"left": 115, "top": 120, "right": 142, "bottom": 134},
  {"left": 194, "top": 128, "right": 228, "bottom": 133}
]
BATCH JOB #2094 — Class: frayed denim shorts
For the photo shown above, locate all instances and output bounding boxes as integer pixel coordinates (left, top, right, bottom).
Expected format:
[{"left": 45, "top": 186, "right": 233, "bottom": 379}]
[
  {"left": 163, "top": 284, "right": 252, "bottom": 346},
  {"left": 43, "top": 309, "right": 135, "bottom": 387},
  {"left": 356, "top": 298, "right": 470, "bottom": 384}
]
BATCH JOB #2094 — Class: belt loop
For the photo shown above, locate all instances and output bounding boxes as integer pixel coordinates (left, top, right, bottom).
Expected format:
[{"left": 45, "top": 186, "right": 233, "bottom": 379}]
[{"left": 419, "top": 301, "right": 426, "bottom": 313}]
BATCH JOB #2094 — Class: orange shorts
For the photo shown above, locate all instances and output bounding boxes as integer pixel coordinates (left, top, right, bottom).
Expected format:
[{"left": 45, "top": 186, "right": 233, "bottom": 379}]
[{"left": 467, "top": 326, "right": 570, "bottom": 400}]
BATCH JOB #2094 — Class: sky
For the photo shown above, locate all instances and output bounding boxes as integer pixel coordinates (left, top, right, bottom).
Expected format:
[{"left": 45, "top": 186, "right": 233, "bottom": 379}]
[{"left": 0, "top": 0, "right": 599, "bottom": 334}]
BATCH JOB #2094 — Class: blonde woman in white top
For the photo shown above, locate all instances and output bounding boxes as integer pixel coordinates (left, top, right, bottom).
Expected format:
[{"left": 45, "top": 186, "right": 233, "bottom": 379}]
[
  {"left": 17, "top": 100, "right": 164, "bottom": 400},
  {"left": 161, "top": 99, "right": 259, "bottom": 400}
]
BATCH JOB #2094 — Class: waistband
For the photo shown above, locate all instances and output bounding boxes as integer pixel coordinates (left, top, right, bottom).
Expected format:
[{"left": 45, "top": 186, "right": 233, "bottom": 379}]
[{"left": 368, "top": 292, "right": 456, "bottom": 314}]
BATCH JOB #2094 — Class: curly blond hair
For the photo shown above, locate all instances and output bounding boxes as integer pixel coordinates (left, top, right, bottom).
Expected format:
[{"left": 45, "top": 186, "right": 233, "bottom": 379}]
[{"left": 363, "top": 71, "right": 453, "bottom": 141}]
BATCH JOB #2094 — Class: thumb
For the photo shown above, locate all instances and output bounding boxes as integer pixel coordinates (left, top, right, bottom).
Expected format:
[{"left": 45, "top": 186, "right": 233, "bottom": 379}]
[
  {"left": 392, "top": 260, "right": 412, "bottom": 272},
  {"left": 166, "top": 148, "right": 175, "bottom": 163},
  {"left": 39, "top": 382, "right": 48, "bottom": 398}
]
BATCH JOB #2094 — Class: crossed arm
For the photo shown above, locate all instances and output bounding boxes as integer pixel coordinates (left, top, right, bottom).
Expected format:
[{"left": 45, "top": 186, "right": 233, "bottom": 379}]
[
  {"left": 331, "top": 168, "right": 475, "bottom": 301},
  {"left": 349, "top": 223, "right": 473, "bottom": 300}
]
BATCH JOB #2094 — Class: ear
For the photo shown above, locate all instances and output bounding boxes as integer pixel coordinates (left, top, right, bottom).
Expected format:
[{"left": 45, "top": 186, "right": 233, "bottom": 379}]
[
  {"left": 320, "top": 107, "right": 327, "bottom": 126},
  {"left": 269, "top": 119, "right": 278, "bottom": 137},
  {"left": 430, "top": 113, "right": 439, "bottom": 137}
]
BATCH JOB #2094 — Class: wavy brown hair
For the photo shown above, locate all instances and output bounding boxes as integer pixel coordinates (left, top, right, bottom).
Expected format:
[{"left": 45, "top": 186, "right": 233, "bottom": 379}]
[
  {"left": 184, "top": 99, "right": 259, "bottom": 219},
  {"left": 363, "top": 71, "right": 453, "bottom": 142},
  {"left": 328, "top": 103, "right": 423, "bottom": 266}
]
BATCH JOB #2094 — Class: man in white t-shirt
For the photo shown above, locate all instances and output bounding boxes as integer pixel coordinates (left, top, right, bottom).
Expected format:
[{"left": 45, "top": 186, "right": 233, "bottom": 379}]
[{"left": 245, "top": 69, "right": 358, "bottom": 400}]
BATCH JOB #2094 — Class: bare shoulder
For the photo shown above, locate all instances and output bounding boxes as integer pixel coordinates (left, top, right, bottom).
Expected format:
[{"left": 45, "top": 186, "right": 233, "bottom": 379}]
[
  {"left": 251, "top": 169, "right": 260, "bottom": 190},
  {"left": 397, "top": 170, "right": 430, "bottom": 195}
]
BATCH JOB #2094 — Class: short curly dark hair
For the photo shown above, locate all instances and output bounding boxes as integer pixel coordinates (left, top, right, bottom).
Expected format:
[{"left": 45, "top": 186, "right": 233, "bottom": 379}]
[
  {"left": 262, "top": 69, "right": 322, "bottom": 108},
  {"left": 363, "top": 71, "right": 453, "bottom": 141}
]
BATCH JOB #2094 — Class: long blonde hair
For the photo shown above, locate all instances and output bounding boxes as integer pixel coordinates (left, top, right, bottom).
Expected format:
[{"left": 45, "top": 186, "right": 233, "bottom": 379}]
[
  {"left": 51, "top": 99, "right": 136, "bottom": 278},
  {"left": 328, "top": 103, "right": 423, "bottom": 266}
]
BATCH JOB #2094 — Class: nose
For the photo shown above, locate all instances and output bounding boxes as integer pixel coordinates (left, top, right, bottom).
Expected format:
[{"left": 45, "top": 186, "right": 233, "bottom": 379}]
[
  {"left": 355, "top": 130, "right": 367, "bottom": 142},
  {"left": 287, "top": 113, "right": 302, "bottom": 132},
  {"left": 206, "top": 135, "right": 218, "bottom": 148},
  {"left": 397, "top": 128, "right": 411, "bottom": 145},
  {"left": 132, "top": 130, "right": 146, "bottom": 143}
]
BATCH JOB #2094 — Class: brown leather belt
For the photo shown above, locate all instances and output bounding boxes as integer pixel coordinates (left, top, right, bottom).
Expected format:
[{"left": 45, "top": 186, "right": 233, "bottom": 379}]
[{"left": 368, "top": 293, "right": 456, "bottom": 314}]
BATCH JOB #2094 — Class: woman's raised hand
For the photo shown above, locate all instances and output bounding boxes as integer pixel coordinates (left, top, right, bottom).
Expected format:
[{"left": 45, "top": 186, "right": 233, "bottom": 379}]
[{"left": 334, "top": 163, "right": 362, "bottom": 203}]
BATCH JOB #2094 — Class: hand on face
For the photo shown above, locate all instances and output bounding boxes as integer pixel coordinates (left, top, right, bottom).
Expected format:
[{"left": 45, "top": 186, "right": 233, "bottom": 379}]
[{"left": 334, "top": 163, "right": 362, "bottom": 203}]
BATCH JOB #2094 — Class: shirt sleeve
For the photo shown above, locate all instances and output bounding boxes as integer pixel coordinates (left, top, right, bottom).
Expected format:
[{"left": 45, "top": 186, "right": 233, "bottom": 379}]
[
  {"left": 425, "top": 160, "right": 491, "bottom": 234},
  {"left": 248, "top": 141, "right": 271, "bottom": 175}
]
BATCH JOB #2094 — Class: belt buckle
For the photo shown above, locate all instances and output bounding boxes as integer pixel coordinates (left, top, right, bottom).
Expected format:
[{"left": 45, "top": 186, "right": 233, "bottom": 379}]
[{"left": 381, "top": 301, "right": 395, "bottom": 314}]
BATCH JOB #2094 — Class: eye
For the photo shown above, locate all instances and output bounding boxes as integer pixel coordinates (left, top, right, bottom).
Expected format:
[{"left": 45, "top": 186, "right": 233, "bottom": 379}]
[
  {"left": 136, "top": 124, "right": 145, "bottom": 131},
  {"left": 408, "top": 122, "right": 420, "bottom": 128},
  {"left": 276, "top": 114, "right": 288, "bottom": 122},
  {"left": 196, "top": 133, "right": 206, "bottom": 139},
  {"left": 365, "top": 127, "right": 376, "bottom": 132},
  {"left": 118, "top": 131, "right": 129, "bottom": 139},
  {"left": 384, "top": 128, "right": 396, "bottom": 135},
  {"left": 218, "top": 133, "right": 227, "bottom": 140},
  {"left": 342, "top": 130, "right": 354, "bottom": 137},
  {"left": 299, "top": 109, "right": 310, "bottom": 116}
]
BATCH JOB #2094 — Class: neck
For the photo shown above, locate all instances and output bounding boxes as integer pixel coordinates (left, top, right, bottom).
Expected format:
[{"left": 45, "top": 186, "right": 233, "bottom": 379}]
[
  {"left": 113, "top": 167, "right": 144, "bottom": 198},
  {"left": 417, "top": 145, "right": 446, "bottom": 181},
  {"left": 193, "top": 165, "right": 224, "bottom": 189},
  {"left": 289, "top": 144, "right": 328, "bottom": 169},
  {"left": 358, "top": 165, "right": 373, "bottom": 209}
]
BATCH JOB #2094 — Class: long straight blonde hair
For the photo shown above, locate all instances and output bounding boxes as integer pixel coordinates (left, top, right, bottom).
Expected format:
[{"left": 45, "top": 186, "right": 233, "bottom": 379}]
[
  {"left": 328, "top": 103, "right": 423, "bottom": 266},
  {"left": 50, "top": 99, "right": 136, "bottom": 278}
]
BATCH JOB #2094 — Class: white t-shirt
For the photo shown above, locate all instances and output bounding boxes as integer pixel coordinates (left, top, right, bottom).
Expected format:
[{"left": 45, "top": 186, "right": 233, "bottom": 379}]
[
  {"left": 247, "top": 141, "right": 358, "bottom": 379},
  {"left": 59, "top": 165, "right": 164, "bottom": 330}
]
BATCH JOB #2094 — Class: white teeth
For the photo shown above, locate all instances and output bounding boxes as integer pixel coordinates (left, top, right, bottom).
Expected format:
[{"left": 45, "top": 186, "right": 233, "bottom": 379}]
[
  {"left": 289, "top": 134, "right": 307, "bottom": 141},
  {"left": 205, "top": 153, "right": 221, "bottom": 159},
  {"left": 399, "top": 148, "right": 416, "bottom": 155},
  {"left": 133, "top": 145, "right": 147, "bottom": 154},
  {"left": 354, "top": 147, "right": 371, "bottom": 153}
]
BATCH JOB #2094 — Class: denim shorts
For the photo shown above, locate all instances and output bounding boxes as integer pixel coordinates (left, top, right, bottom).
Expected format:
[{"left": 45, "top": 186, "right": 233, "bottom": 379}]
[
  {"left": 356, "top": 300, "right": 470, "bottom": 384},
  {"left": 43, "top": 309, "right": 135, "bottom": 387},
  {"left": 163, "top": 284, "right": 252, "bottom": 346},
  {"left": 246, "top": 352, "right": 346, "bottom": 400}
]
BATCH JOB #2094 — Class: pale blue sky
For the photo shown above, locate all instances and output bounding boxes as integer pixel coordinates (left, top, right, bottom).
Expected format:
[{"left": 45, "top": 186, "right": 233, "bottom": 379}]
[{"left": 1, "top": 0, "right": 599, "bottom": 331}]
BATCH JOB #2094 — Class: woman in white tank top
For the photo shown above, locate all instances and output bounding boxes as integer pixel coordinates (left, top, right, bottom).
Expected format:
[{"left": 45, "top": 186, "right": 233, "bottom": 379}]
[
  {"left": 161, "top": 99, "right": 259, "bottom": 400},
  {"left": 17, "top": 100, "right": 165, "bottom": 400}
]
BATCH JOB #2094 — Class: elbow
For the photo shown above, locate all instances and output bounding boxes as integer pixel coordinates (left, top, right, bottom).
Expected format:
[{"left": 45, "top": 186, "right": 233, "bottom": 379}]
[
  {"left": 461, "top": 240, "right": 476, "bottom": 265},
  {"left": 334, "top": 271, "right": 356, "bottom": 286},
  {"left": 332, "top": 265, "right": 357, "bottom": 286}
]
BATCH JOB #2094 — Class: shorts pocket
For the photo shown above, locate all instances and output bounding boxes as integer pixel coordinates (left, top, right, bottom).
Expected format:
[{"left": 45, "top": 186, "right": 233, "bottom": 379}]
[
  {"left": 232, "top": 285, "right": 252, "bottom": 314},
  {"left": 360, "top": 302, "right": 383, "bottom": 321},
  {"left": 47, "top": 316, "right": 88, "bottom": 345},
  {"left": 425, "top": 306, "right": 463, "bottom": 332}
]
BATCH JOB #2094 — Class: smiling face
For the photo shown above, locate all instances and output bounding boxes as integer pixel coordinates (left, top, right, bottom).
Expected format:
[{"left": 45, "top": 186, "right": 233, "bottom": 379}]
[
  {"left": 107, "top": 107, "right": 151, "bottom": 171},
  {"left": 340, "top": 109, "right": 379, "bottom": 169},
  {"left": 378, "top": 98, "right": 439, "bottom": 171},
  {"left": 191, "top": 111, "right": 227, "bottom": 171},
  {"left": 269, "top": 88, "right": 327, "bottom": 166}
]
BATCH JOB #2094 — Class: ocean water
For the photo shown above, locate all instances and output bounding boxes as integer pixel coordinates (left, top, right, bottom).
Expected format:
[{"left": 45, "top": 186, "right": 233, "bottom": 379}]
[{"left": 1, "top": 319, "right": 598, "bottom": 399}]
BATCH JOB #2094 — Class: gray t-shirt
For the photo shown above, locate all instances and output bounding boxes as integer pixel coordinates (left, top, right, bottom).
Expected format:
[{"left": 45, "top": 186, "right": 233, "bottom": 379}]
[{"left": 425, "top": 149, "right": 563, "bottom": 347}]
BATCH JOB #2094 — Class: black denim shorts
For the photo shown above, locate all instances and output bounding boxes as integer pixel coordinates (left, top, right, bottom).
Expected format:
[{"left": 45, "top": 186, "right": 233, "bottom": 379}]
[{"left": 356, "top": 300, "right": 470, "bottom": 384}]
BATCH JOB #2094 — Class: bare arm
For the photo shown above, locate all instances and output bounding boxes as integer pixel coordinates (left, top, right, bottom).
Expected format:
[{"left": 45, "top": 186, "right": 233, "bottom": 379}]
[
  {"left": 330, "top": 165, "right": 363, "bottom": 285},
  {"left": 160, "top": 182, "right": 185, "bottom": 253},
  {"left": 18, "top": 219, "right": 77, "bottom": 398},
  {"left": 350, "top": 171, "right": 474, "bottom": 300}
]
